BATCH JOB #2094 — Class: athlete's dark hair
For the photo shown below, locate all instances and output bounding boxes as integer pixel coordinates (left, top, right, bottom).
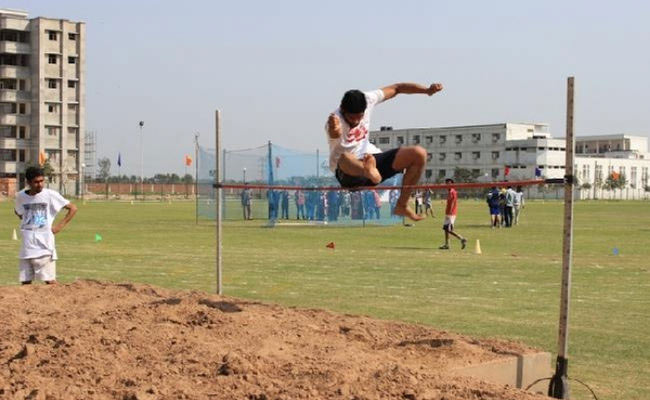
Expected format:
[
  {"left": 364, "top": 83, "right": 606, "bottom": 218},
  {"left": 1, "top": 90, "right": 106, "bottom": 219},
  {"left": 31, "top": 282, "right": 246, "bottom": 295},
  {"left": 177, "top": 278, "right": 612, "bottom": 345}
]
[
  {"left": 445, "top": 178, "right": 454, "bottom": 184},
  {"left": 340, "top": 90, "right": 367, "bottom": 113},
  {"left": 25, "top": 167, "right": 44, "bottom": 181}
]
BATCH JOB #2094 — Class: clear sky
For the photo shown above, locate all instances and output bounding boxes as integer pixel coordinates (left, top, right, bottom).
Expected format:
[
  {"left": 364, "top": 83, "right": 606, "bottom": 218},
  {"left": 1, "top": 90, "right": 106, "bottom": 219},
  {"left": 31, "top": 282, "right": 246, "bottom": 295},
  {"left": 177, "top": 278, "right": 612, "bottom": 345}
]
[{"left": 5, "top": 0, "right": 650, "bottom": 176}]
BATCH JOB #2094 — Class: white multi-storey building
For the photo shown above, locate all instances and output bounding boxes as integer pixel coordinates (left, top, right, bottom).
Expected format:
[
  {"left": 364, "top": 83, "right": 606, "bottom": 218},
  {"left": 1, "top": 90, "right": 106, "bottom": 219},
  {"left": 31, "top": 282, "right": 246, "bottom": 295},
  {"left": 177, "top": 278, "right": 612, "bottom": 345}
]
[
  {"left": 370, "top": 124, "right": 650, "bottom": 200},
  {"left": 0, "top": 8, "right": 85, "bottom": 196}
]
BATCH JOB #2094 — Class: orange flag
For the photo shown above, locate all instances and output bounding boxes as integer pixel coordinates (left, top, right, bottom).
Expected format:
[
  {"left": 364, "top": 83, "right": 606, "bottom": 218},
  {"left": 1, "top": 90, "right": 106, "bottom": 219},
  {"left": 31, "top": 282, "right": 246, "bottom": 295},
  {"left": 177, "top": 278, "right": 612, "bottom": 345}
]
[
  {"left": 38, "top": 150, "right": 47, "bottom": 166},
  {"left": 185, "top": 155, "right": 192, "bottom": 166},
  {"left": 611, "top": 171, "right": 620, "bottom": 180}
]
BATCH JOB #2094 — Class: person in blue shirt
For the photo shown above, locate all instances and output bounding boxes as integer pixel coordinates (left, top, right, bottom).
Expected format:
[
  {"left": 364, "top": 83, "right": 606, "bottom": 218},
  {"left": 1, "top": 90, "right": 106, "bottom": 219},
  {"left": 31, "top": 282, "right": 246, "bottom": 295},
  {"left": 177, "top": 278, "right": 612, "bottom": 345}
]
[{"left": 486, "top": 186, "right": 501, "bottom": 228}]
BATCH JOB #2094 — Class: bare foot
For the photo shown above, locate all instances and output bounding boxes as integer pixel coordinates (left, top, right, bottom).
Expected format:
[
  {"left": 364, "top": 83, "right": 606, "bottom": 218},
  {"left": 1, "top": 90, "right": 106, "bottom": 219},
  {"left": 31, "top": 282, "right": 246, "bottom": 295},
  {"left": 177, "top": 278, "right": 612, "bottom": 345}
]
[
  {"left": 393, "top": 204, "right": 425, "bottom": 221},
  {"left": 362, "top": 154, "right": 382, "bottom": 184}
]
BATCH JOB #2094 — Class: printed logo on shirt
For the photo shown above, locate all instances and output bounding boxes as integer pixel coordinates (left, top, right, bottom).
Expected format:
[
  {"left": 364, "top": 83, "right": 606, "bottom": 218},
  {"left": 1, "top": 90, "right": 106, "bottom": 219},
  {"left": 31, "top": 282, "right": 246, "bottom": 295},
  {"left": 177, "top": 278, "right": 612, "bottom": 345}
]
[
  {"left": 346, "top": 125, "right": 368, "bottom": 143},
  {"left": 21, "top": 203, "right": 48, "bottom": 231}
]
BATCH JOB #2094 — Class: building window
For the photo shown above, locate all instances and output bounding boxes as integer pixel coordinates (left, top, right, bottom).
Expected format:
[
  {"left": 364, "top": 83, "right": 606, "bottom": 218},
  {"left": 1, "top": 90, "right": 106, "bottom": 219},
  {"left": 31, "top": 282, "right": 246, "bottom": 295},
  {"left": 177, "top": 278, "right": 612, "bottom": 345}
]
[
  {"left": 620, "top": 166, "right": 626, "bottom": 178},
  {"left": 19, "top": 103, "right": 26, "bottom": 114},
  {"left": 471, "top": 133, "right": 481, "bottom": 143},
  {"left": 425, "top": 135, "right": 433, "bottom": 145},
  {"left": 425, "top": 169, "right": 432, "bottom": 179},
  {"left": 379, "top": 137, "right": 390, "bottom": 144},
  {"left": 492, "top": 151, "right": 500, "bottom": 160},
  {"left": 68, "top": 56, "right": 76, "bottom": 64},
  {"left": 48, "top": 31, "right": 57, "bottom": 41},
  {"left": 48, "top": 79, "right": 57, "bottom": 89},
  {"left": 438, "top": 169, "right": 446, "bottom": 178},
  {"left": 68, "top": 33, "right": 76, "bottom": 40},
  {"left": 472, "top": 151, "right": 481, "bottom": 160},
  {"left": 642, "top": 167, "right": 648, "bottom": 186},
  {"left": 47, "top": 126, "right": 58, "bottom": 136},
  {"left": 472, "top": 169, "right": 480, "bottom": 176},
  {"left": 68, "top": 80, "right": 77, "bottom": 88},
  {"left": 0, "top": 149, "right": 16, "bottom": 161},
  {"left": 439, "top": 153, "right": 446, "bottom": 161},
  {"left": 48, "top": 54, "right": 57, "bottom": 64},
  {"left": 412, "top": 135, "right": 420, "bottom": 145},
  {"left": 48, "top": 104, "right": 56, "bottom": 113},
  {"left": 492, "top": 133, "right": 501, "bottom": 143},
  {"left": 397, "top": 136, "right": 404, "bottom": 145},
  {"left": 439, "top": 135, "right": 446, "bottom": 145},
  {"left": 454, "top": 152, "right": 462, "bottom": 161},
  {"left": 491, "top": 168, "right": 499, "bottom": 178},
  {"left": 455, "top": 134, "right": 463, "bottom": 144},
  {"left": 631, "top": 167, "right": 637, "bottom": 186},
  {"left": 19, "top": 80, "right": 26, "bottom": 90},
  {"left": 19, "top": 126, "right": 26, "bottom": 139},
  {"left": 426, "top": 152, "right": 432, "bottom": 162}
]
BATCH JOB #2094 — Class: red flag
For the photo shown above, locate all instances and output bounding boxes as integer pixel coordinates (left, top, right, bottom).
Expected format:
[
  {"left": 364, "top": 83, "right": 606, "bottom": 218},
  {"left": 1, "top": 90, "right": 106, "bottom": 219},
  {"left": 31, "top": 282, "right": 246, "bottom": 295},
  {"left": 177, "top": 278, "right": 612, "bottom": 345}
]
[
  {"left": 275, "top": 156, "right": 281, "bottom": 169},
  {"left": 504, "top": 166, "right": 511, "bottom": 176},
  {"left": 185, "top": 155, "right": 192, "bottom": 166},
  {"left": 326, "top": 242, "right": 335, "bottom": 249},
  {"left": 611, "top": 171, "right": 620, "bottom": 180}
]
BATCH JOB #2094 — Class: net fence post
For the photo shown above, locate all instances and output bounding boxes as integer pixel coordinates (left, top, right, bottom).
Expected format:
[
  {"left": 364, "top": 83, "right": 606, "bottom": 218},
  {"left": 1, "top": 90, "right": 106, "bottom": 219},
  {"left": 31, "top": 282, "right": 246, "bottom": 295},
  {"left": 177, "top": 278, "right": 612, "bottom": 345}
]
[
  {"left": 549, "top": 76, "right": 575, "bottom": 399},
  {"left": 215, "top": 109, "right": 223, "bottom": 295}
]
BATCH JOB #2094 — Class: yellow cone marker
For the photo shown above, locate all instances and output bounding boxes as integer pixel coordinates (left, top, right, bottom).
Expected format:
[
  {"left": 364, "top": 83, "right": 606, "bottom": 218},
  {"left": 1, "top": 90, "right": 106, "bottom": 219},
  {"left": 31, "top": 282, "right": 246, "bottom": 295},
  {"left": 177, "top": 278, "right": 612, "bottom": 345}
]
[
  {"left": 130, "top": 200, "right": 134, "bottom": 205},
  {"left": 474, "top": 239, "right": 482, "bottom": 255},
  {"left": 12, "top": 228, "right": 18, "bottom": 241}
]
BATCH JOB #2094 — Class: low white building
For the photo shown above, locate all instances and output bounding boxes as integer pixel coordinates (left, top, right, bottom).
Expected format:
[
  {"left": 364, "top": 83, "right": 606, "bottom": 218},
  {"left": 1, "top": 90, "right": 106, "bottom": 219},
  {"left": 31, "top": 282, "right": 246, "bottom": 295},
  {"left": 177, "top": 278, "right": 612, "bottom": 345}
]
[{"left": 369, "top": 124, "right": 650, "bottom": 200}]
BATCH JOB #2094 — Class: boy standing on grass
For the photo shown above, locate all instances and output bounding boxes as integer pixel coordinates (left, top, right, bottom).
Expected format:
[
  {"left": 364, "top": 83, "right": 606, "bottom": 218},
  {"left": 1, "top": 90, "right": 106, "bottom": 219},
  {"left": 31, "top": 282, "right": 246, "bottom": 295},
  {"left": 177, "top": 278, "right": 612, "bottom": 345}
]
[
  {"left": 14, "top": 167, "right": 77, "bottom": 285},
  {"left": 439, "top": 178, "right": 467, "bottom": 250}
]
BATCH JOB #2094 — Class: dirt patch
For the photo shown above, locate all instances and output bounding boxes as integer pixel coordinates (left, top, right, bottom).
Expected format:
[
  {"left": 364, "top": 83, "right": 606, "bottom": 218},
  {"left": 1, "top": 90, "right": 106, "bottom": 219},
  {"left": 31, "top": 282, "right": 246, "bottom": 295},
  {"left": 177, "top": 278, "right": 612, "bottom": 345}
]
[{"left": 0, "top": 280, "right": 549, "bottom": 399}]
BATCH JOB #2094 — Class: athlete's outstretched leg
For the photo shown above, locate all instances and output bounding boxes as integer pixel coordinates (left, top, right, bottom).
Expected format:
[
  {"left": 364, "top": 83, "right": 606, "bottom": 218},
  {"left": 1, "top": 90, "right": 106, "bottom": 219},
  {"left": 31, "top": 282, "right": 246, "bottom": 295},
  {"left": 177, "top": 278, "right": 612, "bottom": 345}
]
[
  {"left": 392, "top": 146, "right": 426, "bottom": 221},
  {"left": 337, "top": 152, "right": 381, "bottom": 184}
]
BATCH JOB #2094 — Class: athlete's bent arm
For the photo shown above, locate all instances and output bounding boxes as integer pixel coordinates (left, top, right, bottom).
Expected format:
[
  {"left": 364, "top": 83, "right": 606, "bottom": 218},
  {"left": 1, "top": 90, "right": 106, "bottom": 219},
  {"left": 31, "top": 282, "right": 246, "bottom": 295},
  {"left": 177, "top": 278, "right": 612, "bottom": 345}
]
[{"left": 381, "top": 82, "right": 444, "bottom": 101}]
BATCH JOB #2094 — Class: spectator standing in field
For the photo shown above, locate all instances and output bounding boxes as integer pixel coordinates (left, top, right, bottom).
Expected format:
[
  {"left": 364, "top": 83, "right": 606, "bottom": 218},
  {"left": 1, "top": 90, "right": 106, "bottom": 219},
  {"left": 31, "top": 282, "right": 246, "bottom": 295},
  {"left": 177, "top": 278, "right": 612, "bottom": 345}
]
[
  {"left": 439, "top": 178, "right": 467, "bottom": 250},
  {"left": 423, "top": 189, "right": 434, "bottom": 217},
  {"left": 486, "top": 186, "right": 500, "bottom": 228},
  {"left": 14, "top": 167, "right": 77, "bottom": 285},
  {"left": 241, "top": 185, "right": 252, "bottom": 220},
  {"left": 389, "top": 189, "right": 399, "bottom": 217},
  {"left": 295, "top": 189, "right": 305, "bottom": 220},
  {"left": 498, "top": 187, "right": 507, "bottom": 227},
  {"left": 373, "top": 190, "right": 382, "bottom": 219},
  {"left": 414, "top": 190, "right": 423, "bottom": 215},
  {"left": 341, "top": 191, "right": 351, "bottom": 217},
  {"left": 504, "top": 185, "right": 516, "bottom": 227},
  {"left": 280, "top": 190, "right": 289, "bottom": 219},
  {"left": 513, "top": 186, "right": 525, "bottom": 225}
]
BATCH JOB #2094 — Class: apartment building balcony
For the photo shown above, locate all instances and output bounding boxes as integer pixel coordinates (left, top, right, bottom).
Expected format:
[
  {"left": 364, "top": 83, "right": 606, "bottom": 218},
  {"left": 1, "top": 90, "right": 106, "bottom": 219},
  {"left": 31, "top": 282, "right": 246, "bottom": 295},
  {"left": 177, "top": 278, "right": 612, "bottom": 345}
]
[
  {"left": 44, "top": 89, "right": 61, "bottom": 102},
  {"left": 0, "top": 18, "right": 30, "bottom": 31},
  {"left": 0, "top": 65, "right": 29, "bottom": 79},
  {"left": 0, "top": 89, "right": 29, "bottom": 102},
  {"left": 0, "top": 160, "right": 21, "bottom": 173},
  {"left": 0, "top": 40, "right": 30, "bottom": 54},
  {"left": 0, "top": 114, "right": 29, "bottom": 125}
]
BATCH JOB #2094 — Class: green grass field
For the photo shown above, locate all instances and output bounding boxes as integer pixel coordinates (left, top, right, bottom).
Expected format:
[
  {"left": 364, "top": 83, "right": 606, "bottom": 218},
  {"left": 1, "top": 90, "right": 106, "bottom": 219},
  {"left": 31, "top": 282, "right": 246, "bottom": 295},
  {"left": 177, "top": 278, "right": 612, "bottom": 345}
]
[{"left": 1, "top": 199, "right": 648, "bottom": 399}]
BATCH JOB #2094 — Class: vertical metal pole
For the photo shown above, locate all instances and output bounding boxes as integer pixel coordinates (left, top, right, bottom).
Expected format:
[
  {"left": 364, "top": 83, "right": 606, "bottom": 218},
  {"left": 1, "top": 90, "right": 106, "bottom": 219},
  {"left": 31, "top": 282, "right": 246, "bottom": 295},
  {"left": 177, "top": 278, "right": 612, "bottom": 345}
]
[
  {"left": 215, "top": 110, "right": 223, "bottom": 295},
  {"left": 222, "top": 148, "right": 227, "bottom": 220},
  {"left": 139, "top": 121, "right": 144, "bottom": 201},
  {"left": 549, "top": 76, "right": 575, "bottom": 399},
  {"left": 316, "top": 149, "right": 320, "bottom": 180},
  {"left": 195, "top": 132, "right": 199, "bottom": 225}
]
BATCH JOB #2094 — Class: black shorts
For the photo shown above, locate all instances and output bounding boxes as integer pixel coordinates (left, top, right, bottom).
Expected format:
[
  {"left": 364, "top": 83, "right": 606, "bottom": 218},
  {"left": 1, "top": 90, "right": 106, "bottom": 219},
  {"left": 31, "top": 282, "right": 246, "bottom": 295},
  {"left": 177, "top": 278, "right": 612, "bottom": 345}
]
[{"left": 335, "top": 148, "right": 401, "bottom": 189}]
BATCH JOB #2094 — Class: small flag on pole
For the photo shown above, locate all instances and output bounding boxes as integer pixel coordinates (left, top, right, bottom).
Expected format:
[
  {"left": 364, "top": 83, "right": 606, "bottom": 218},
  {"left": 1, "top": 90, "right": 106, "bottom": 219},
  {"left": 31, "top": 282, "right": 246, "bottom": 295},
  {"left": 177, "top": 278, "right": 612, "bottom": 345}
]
[
  {"left": 611, "top": 171, "right": 620, "bottom": 180},
  {"left": 94, "top": 233, "right": 103, "bottom": 242},
  {"left": 117, "top": 153, "right": 122, "bottom": 167},
  {"left": 535, "top": 167, "right": 542, "bottom": 178},
  {"left": 185, "top": 155, "right": 192, "bottom": 166},
  {"left": 38, "top": 150, "right": 47, "bottom": 166},
  {"left": 504, "top": 166, "right": 511, "bottom": 177},
  {"left": 275, "top": 156, "right": 281, "bottom": 169}
]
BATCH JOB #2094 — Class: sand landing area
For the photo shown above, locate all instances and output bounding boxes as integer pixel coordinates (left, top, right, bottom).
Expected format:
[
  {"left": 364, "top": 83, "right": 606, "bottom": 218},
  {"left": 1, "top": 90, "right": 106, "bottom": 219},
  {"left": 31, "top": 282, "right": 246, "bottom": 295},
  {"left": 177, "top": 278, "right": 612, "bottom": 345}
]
[{"left": 0, "top": 280, "right": 550, "bottom": 399}]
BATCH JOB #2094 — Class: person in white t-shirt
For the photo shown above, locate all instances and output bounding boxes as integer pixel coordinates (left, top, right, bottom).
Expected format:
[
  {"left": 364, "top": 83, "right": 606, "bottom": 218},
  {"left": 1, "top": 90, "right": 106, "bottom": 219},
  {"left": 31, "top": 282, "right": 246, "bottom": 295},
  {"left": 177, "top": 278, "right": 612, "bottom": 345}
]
[
  {"left": 14, "top": 166, "right": 78, "bottom": 285},
  {"left": 326, "top": 82, "right": 443, "bottom": 221}
]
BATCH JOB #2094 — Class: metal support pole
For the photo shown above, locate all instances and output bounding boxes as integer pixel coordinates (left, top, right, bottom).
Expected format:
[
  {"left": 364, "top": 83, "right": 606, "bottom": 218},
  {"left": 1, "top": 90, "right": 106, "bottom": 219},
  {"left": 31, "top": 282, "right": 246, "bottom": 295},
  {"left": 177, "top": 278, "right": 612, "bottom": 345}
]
[
  {"left": 215, "top": 110, "right": 223, "bottom": 295},
  {"left": 316, "top": 149, "right": 320, "bottom": 180},
  {"left": 195, "top": 132, "right": 199, "bottom": 225},
  {"left": 549, "top": 76, "right": 576, "bottom": 399}
]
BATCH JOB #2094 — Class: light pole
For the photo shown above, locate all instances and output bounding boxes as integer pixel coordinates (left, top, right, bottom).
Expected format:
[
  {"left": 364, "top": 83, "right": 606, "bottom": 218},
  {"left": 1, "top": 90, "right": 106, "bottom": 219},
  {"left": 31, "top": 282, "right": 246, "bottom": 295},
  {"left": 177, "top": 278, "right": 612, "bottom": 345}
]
[
  {"left": 243, "top": 167, "right": 246, "bottom": 184},
  {"left": 139, "top": 121, "right": 144, "bottom": 200},
  {"left": 195, "top": 132, "right": 199, "bottom": 225}
]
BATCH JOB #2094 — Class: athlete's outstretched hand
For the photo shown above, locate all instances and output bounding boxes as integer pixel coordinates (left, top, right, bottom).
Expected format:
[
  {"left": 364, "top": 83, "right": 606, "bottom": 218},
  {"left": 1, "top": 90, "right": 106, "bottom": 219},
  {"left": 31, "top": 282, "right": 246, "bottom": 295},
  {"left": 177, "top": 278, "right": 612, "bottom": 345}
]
[
  {"left": 427, "top": 83, "right": 444, "bottom": 96},
  {"left": 327, "top": 113, "right": 342, "bottom": 138}
]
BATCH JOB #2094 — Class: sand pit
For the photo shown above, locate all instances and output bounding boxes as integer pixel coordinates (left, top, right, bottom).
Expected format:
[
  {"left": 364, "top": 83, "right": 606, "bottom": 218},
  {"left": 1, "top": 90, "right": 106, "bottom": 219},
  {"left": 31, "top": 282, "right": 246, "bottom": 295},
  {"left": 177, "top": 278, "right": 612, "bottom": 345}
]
[{"left": 0, "top": 281, "right": 550, "bottom": 399}]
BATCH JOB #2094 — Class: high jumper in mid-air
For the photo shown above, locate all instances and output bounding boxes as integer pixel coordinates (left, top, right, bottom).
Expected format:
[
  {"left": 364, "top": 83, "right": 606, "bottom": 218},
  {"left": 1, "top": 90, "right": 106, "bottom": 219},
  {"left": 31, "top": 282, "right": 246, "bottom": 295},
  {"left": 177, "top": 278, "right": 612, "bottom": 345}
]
[{"left": 325, "top": 82, "right": 443, "bottom": 221}]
